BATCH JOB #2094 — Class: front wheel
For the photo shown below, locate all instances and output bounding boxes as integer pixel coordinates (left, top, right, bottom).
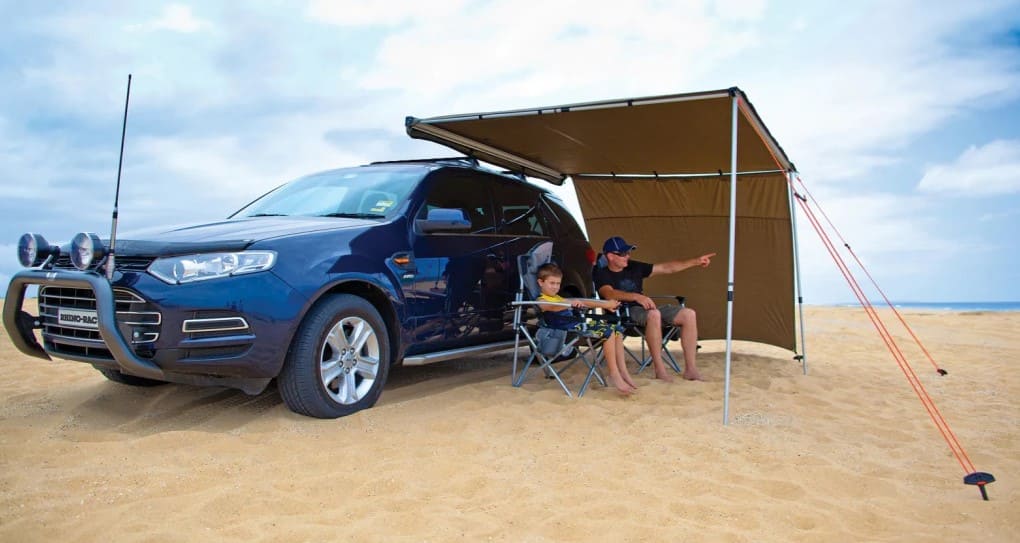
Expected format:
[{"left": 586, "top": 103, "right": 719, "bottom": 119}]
[{"left": 278, "top": 294, "right": 391, "bottom": 419}]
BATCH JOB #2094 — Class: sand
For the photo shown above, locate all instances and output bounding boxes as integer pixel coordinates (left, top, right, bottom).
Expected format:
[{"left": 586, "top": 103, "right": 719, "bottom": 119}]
[{"left": 0, "top": 305, "right": 1017, "bottom": 542}]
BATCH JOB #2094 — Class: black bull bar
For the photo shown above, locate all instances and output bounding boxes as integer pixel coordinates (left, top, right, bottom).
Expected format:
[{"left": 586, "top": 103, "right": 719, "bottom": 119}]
[{"left": 3, "top": 269, "right": 166, "bottom": 380}]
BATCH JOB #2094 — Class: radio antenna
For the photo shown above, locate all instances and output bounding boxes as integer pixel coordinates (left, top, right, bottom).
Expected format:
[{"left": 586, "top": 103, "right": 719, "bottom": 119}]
[{"left": 107, "top": 74, "right": 132, "bottom": 281}]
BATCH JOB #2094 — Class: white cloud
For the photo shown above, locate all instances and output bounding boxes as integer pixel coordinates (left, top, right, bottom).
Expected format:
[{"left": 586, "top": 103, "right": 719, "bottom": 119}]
[
  {"left": 305, "top": 0, "right": 467, "bottom": 26},
  {"left": 129, "top": 4, "right": 211, "bottom": 33},
  {"left": 917, "top": 139, "right": 1020, "bottom": 196},
  {"left": 978, "top": 209, "right": 1018, "bottom": 223},
  {"left": 342, "top": 0, "right": 761, "bottom": 102},
  {"left": 2, "top": 0, "right": 1020, "bottom": 303},
  {"left": 116, "top": 109, "right": 396, "bottom": 228}
]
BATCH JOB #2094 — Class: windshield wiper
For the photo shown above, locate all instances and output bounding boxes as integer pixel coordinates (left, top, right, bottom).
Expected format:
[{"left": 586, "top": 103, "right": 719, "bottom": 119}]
[
  {"left": 248, "top": 213, "right": 289, "bottom": 217},
  {"left": 319, "top": 212, "right": 385, "bottom": 219}
]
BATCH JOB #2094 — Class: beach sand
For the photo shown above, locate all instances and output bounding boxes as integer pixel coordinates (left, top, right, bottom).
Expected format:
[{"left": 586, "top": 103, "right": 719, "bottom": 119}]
[{"left": 0, "top": 306, "right": 1017, "bottom": 542}]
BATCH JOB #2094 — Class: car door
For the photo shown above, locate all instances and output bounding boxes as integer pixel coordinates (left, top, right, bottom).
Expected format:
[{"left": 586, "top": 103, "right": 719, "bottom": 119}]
[
  {"left": 410, "top": 170, "right": 505, "bottom": 349},
  {"left": 492, "top": 179, "right": 555, "bottom": 328}
]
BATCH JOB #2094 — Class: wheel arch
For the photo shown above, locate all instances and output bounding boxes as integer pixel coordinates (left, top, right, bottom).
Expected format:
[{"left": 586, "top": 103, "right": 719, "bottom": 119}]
[{"left": 295, "top": 278, "right": 402, "bottom": 368}]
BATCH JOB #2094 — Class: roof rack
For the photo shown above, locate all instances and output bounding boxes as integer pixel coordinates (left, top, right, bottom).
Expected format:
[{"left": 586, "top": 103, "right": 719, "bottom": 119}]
[
  {"left": 500, "top": 170, "right": 527, "bottom": 181},
  {"left": 368, "top": 156, "right": 479, "bottom": 167}
]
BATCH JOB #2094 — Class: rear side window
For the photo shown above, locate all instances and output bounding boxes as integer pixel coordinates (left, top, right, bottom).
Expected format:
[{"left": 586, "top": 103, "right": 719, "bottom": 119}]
[
  {"left": 541, "top": 196, "right": 586, "bottom": 240},
  {"left": 417, "top": 172, "right": 496, "bottom": 234},
  {"left": 492, "top": 180, "right": 548, "bottom": 237}
]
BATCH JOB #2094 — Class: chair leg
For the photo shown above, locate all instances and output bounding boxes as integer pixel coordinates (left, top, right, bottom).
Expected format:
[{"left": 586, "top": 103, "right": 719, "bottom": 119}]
[
  {"left": 543, "top": 361, "right": 574, "bottom": 397},
  {"left": 630, "top": 330, "right": 653, "bottom": 373},
  {"left": 512, "top": 331, "right": 522, "bottom": 384},
  {"left": 512, "top": 351, "right": 539, "bottom": 387},
  {"left": 661, "top": 327, "right": 684, "bottom": 374},
  {"left": 578, "top": 339, "right": 607, "bottom": 397},
  {"left": 632, "top": 327, "right": 684, "bottom": 374},
  {"left": 513, "top": 345, "right": 574, "bottom": 397}
]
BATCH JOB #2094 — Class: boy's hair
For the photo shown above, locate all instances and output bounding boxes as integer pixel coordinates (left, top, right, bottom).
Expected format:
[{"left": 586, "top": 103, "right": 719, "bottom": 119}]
[{"left": 536, "top": 262, "right": 563, "bottom": 281}]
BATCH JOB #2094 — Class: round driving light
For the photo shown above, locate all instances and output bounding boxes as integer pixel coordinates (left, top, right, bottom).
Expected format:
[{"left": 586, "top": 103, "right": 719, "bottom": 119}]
[
  {"left": 70, "top": 232, "right": 105, "bottom": 271},
  {"left": 17, "top": 233, "right": 50, "bottom": 268}
]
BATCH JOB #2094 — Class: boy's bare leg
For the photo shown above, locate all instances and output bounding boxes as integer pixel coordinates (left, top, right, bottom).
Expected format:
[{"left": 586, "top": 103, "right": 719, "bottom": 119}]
[
  {"left": 643, "top": 309, "right": 674, "bottom": 382},
  {"left": 675, "top": 308, "right": 703, "bottom": 381},
  {"left": 612, "top": 335, "right": 637, "bottom": 389},
  {"left": 602, "top": 335, "right": 634, "bottom": 394}
]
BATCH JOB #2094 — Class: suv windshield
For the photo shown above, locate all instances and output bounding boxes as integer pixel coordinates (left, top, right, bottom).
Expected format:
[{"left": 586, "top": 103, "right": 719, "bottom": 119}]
[{"left": 232, "top": 168, "right": 423, "bottom": 219}]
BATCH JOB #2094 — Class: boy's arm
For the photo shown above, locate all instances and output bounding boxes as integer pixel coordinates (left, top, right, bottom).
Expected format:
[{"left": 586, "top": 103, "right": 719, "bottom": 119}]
[
  {"left": 536, "top": 295, "right": 572, "bottom": 312},
  {"left": 576, "top": 298, "right": 621, "bottom": 311}
]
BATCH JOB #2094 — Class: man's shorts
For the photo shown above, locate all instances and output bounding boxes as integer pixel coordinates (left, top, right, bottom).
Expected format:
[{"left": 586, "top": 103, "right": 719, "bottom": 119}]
[{"left": 625, "top": 304, "right": 683, "bottom": 327}]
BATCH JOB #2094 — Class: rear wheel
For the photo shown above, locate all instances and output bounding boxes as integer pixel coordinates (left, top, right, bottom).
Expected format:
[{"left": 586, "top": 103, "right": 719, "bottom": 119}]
[{"left": 278, "top": 294, "right": 391, "bottom": 419}]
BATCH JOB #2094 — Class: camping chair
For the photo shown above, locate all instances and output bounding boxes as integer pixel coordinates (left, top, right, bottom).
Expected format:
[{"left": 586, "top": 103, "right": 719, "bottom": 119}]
[
  {"left": 593, "top": 254, "right": 686, "bottom": 375},
  {"left": 511, "top": 241, "right": 608, "bottom": 397}
]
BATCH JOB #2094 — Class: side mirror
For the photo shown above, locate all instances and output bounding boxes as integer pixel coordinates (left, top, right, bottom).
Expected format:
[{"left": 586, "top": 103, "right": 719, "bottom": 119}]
[{"left": 416, "top": 208, "right": 472, "bottom": 233}]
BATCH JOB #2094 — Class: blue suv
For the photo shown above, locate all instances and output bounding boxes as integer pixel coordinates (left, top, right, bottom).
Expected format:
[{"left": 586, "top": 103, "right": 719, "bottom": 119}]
[{"left": 3, "top": 158, "right": 594, "bottom": 418}]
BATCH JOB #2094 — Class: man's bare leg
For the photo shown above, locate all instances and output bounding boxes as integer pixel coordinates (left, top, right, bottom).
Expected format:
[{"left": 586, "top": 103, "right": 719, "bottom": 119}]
[
  {"left": 643, "top": 309, "right": 674, "bottom": 382},
  {"left": 675, "top": 307, "right": 703, "bottom": 381}
]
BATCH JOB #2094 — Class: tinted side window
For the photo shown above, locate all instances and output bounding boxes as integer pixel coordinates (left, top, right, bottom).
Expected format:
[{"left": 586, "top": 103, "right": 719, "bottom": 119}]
[
  {"left": 417, "top": 172, "right": 496, "bottom": 234},
  {"left": 492, "top": 180, "right": 547, "bottom": 236},
  {"left": 541, "top": 196, "right": 586, "bottom": 240}
]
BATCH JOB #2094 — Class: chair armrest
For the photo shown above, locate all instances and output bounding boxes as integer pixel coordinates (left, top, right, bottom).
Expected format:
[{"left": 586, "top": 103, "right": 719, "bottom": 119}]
[
  {"left": 511, "top": 300, "right": 572, "bottom": 308},
  {"left": 647, "top": 295, "right": 686, "bottom": 307}
]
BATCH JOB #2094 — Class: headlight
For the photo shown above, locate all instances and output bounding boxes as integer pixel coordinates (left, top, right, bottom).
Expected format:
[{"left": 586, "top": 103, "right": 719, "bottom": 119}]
[
  {"left": 148, "top": 251, "right": 277, "bottom": 284},
  {"left": 17, "top": 233, "right": 59, "bottom": 268},
  {"left": 70, "top": 232, "right": 105, "bottom": 271}
]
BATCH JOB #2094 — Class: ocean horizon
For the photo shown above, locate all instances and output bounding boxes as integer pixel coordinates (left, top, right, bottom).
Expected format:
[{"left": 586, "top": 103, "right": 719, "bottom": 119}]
[
  {"left": 829, "top": 301, "right": 1020, "bottom": 312},
  {"left": 3, "top": 295, "right": 1019, "bottom": 312},
  {"left": 3, "top": 288, "right": 1020, "bottom": 312}
]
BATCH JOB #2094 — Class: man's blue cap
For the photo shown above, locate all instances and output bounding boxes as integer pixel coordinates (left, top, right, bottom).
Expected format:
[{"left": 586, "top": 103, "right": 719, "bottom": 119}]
[{"left": 603, "top": 236, "right": 637, "bottom": 254}]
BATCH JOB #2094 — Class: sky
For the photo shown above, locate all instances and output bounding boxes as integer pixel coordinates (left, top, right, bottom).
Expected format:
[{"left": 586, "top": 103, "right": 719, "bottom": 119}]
[{"left": 1, "top": 0, "right": 1019, "bottom": 304}]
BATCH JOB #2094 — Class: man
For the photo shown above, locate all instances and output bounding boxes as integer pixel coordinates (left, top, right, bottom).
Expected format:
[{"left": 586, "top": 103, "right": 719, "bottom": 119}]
[{"left": 593, "top": 236, "right": 715, "bottom": 382}]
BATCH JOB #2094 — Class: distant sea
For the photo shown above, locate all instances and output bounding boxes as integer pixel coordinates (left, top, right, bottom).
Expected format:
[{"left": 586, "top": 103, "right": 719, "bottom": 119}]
[{"left": 835, "top": 301, "right": 1020, "bottom": 312}]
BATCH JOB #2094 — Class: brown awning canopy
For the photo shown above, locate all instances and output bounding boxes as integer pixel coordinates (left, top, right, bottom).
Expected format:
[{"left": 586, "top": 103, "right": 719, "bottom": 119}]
[
  {"left": 405, "top": 88, "right": 794, "bottom": 183},
  {"left": 406, "top": 87, "right": 800, "bottom": 353}
]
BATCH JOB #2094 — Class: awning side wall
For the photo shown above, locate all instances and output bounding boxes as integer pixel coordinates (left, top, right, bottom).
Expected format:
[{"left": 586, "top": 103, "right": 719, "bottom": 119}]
[{"left": 575, "top": 173, "right": 795, "bottom": 351}]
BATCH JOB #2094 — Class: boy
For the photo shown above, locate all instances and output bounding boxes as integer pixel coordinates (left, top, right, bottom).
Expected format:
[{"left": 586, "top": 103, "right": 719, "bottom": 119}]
[{"left": 535, "top": 262, "right": 637, "bottom": 394}]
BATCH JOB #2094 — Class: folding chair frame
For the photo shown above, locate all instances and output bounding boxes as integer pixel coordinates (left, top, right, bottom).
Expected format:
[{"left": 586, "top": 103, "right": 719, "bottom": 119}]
[
  {"left": 511, "top": 306, "right": 607, "bottom": 397},
  {"left": 510, "top": 241, "right": 609, "bottom": 397},
  {"left": 618, "top": 297, "right": 687, "bottom": 375}
]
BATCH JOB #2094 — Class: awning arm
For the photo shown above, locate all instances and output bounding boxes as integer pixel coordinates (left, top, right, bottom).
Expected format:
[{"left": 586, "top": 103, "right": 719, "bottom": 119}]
[
  {"left": 573, "top": 169, "right": 790, "bottom": 180},
  {"left": 405, "top": 117, "right": 566, "bottom": 183}
]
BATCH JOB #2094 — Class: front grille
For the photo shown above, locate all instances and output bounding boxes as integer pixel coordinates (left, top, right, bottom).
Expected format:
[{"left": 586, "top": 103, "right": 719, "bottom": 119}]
[
  {"left": 39, "top": 287, "right": 162, "bottom": 359},
  {"left": 51, "top": 255, "right": 156, "bottom": 272}
]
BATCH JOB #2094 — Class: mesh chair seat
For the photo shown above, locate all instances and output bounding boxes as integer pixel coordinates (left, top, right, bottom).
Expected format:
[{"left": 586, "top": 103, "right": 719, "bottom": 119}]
[{"left": 618, "top": 300, "right": 685, "bottom": 374}]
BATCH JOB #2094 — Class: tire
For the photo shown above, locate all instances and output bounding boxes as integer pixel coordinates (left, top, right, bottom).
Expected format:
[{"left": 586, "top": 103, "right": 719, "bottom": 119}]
[
  {"left": 96, "top": 367, "right": 167, "bottom": 387},
  {"left": 278, "top": 294, "right": 391, "bottom": 419}
]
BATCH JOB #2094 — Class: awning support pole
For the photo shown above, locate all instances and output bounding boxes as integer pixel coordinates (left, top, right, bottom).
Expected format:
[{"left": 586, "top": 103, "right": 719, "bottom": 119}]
[
  {"left": 789, "top": 171, "right": 808, "bottom": 374},
  {"left": 723, "top": 94, "right": 738, "bottom": 425}
]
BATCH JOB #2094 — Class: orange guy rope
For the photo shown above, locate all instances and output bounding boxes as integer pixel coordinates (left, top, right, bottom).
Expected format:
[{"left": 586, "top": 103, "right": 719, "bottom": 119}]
[{"left": 735, "top": 98, "right": 994, "bottom": 500}]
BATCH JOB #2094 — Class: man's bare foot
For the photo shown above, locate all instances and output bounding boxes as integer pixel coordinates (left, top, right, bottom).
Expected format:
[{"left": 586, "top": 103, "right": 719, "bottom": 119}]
[
  {"left": 653, "top": 370, "right": 675, "bottom": 383},
  {"left": 683, "top": 368, "right": 704, "bottom": 381}
]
